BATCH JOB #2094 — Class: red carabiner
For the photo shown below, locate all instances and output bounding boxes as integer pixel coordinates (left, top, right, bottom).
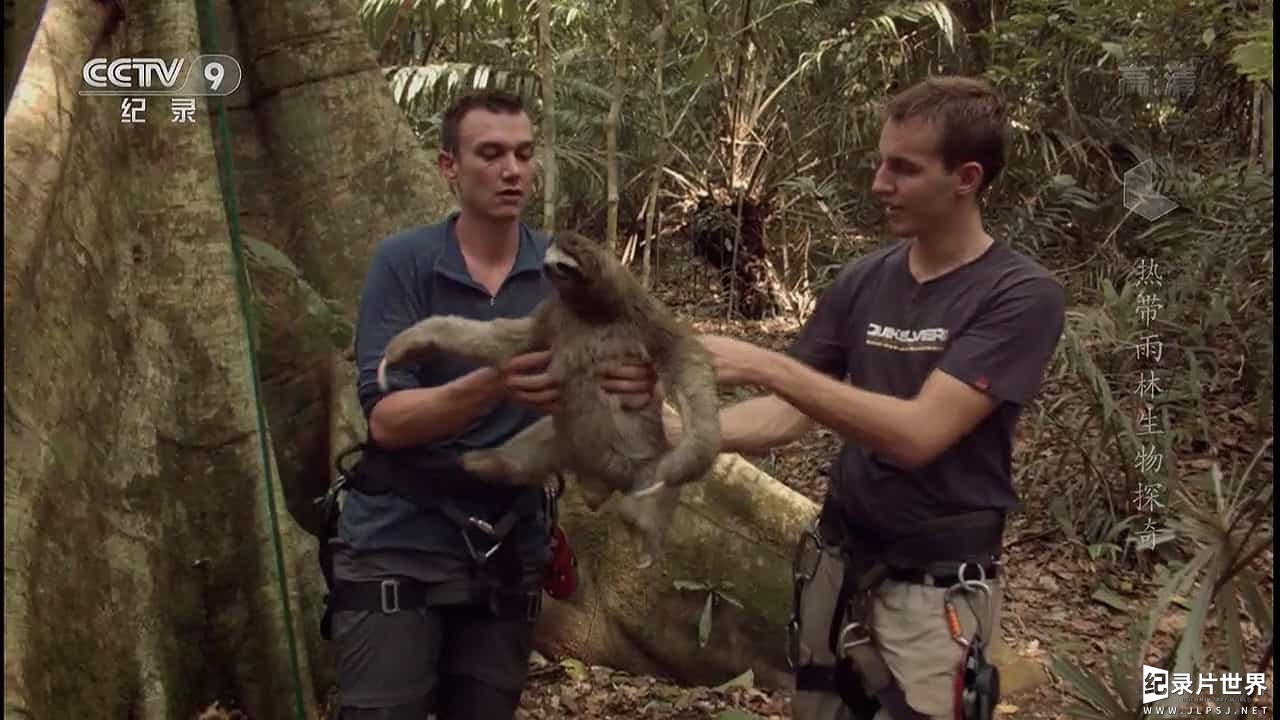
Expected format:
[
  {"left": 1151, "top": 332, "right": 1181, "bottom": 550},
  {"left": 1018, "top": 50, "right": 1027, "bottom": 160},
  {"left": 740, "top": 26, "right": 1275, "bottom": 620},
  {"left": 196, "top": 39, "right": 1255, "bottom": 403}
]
[{"left": 544, "top": 525, "right": 577, "bottom": 599}]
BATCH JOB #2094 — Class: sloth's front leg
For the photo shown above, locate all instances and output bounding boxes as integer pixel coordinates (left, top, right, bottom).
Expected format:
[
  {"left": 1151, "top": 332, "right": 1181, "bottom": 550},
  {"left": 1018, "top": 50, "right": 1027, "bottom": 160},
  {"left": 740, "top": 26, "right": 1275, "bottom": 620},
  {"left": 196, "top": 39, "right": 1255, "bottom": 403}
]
[
  {"left": 461, "top": 416, "right": 561, "bottom": 486},
  {"left": 379, "top": 315, "right": 537, "bottom": 392}
]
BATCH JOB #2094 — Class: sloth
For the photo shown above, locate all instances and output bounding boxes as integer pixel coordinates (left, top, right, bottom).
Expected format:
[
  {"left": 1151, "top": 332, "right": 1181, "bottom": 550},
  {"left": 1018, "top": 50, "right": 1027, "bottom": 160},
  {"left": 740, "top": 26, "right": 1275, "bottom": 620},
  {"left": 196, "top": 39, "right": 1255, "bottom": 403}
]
[{"left": 376, "top": 231, "right": 722, "bottom": 566}]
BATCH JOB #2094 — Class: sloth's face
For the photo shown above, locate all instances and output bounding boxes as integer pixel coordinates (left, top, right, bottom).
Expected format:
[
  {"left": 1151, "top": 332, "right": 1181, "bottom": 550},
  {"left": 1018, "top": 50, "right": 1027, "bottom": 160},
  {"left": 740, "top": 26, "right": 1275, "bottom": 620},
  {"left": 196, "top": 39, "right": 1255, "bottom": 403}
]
[
  {"left": 544, "top": 241, "right": 587, "bottom": 290},
  {"left": 543, "top": 234, "right": 602, "bottom": 299}
]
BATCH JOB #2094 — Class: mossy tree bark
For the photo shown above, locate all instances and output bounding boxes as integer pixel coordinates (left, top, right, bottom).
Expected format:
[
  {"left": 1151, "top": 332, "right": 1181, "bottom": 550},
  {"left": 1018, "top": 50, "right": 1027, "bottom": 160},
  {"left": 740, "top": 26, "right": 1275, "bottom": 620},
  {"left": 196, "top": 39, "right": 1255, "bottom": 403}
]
[{"left": 3, "top": 0, "right": 450, "bottom": 716}]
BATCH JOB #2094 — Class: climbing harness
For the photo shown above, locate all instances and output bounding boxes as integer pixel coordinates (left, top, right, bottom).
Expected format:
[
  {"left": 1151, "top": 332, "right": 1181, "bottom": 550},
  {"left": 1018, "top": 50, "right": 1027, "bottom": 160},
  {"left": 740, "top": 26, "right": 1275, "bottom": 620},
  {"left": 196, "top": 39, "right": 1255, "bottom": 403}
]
[
  {"left": 790, "top": 501, "right": 1005, "bottom": 720},
  {"left": 315, "top": 442, "right": 572, "bottom": 638},
  {"left": 198, "top": 1, "right": 307, "bottom": 717}
]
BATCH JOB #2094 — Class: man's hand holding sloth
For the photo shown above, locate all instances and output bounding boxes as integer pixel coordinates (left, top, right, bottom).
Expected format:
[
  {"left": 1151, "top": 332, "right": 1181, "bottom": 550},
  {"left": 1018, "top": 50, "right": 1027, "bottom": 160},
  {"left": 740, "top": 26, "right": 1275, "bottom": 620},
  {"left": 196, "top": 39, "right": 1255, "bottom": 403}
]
[{"left": 501, "top": 350, "right": 659, "bottom": 413}]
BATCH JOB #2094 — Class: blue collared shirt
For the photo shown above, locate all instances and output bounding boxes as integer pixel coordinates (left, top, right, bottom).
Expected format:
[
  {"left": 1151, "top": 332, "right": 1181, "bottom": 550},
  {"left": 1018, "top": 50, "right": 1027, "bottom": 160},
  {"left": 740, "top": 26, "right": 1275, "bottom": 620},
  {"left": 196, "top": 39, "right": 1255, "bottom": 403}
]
[{"left": 332, "top": 212, "right": 552, "bottom": 585}]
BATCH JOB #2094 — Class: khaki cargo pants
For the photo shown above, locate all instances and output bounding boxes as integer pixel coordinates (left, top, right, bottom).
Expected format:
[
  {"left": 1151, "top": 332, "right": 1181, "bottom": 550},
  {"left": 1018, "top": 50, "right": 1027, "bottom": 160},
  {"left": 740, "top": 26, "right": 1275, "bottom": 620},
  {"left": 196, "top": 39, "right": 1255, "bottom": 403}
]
[{"left": 791, "top": 539, "right": 1003, "bottom": 720}]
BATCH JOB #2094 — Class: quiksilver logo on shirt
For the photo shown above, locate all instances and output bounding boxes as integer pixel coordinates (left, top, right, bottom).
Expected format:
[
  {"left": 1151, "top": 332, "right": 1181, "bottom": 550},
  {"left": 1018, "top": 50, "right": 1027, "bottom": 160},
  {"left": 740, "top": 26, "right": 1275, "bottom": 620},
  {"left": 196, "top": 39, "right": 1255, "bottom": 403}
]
[{"left": 865, "top": 323, "right": 948, "bottom": 352}]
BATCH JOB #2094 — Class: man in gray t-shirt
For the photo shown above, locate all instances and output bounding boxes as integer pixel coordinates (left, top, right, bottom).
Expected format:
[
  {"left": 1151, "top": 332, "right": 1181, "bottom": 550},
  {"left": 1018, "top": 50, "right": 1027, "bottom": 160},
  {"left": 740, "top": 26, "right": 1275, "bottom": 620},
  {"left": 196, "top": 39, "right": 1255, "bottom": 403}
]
[
  {"left": 665, "top": 77, "right": 1065, "bottom": 719},
  {"left": 331, "top": 90, "right": 653, "bottom": 720}
]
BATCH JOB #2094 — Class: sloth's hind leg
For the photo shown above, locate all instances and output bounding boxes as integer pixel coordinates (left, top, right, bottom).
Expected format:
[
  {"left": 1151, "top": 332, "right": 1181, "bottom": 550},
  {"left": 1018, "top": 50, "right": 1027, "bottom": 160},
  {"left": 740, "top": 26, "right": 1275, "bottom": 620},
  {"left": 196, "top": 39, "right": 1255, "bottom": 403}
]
[
  {"left": 652, "top": 337, "right": 722, "bottom": 488},
  {"left": 461, "top": 416, "right": 561, "bottom": 486},
  {"left": 578, "top": 476, "right": 614, "bottom": 512},
  {"left": 615, "top": 482, "right": 681, "bottom": 569}
]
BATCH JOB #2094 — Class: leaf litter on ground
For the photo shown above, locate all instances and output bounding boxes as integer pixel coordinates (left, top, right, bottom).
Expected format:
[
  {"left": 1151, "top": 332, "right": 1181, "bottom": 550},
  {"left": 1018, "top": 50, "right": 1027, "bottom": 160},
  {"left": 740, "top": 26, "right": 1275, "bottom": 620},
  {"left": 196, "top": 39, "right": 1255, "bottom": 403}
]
[{"left": 516, "top": 657, "right": 787, "bottom": 720}]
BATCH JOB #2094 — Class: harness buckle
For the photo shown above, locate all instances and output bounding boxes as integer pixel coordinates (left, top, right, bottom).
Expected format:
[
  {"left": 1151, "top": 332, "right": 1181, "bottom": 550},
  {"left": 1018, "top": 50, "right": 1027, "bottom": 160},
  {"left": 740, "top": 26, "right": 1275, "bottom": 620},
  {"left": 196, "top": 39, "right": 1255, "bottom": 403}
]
[{"left": 380, "top": 579, "right": 401, "bottom": 614}]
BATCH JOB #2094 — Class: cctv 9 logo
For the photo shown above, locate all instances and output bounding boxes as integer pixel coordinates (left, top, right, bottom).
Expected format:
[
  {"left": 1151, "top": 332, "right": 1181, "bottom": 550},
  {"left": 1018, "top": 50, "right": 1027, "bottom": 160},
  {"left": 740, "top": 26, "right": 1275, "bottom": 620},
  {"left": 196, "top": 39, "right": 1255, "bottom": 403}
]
[{"left": 80, "top": 54, "right": 242, "bottom": 96}]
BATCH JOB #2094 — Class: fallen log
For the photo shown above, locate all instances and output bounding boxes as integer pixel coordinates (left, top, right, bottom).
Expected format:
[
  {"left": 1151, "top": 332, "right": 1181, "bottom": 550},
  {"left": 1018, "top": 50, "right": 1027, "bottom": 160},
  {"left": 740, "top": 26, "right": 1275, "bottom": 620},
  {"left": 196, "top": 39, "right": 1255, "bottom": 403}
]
[{"left": 535, "top": 454, "right": 816, "bottom": 690}]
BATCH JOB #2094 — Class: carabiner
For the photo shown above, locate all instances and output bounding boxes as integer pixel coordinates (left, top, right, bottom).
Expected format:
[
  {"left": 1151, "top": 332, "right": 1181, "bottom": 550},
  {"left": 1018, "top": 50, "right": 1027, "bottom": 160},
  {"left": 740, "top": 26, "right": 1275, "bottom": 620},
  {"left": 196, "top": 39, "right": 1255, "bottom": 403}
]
[
  {"left": 838, "top": 621, "right": 872, "bottom": 655},
  {"left": 942, "top": 585, "right": 970, "bottom": 648},
  {"left": 955, "top": 562, "right": 989, "bottom": 592},
  {"left": 787, "top": 522, "right": 823, "bottom": 670},
  {"left": 945, "top": 563, "right": 994, "bottom": 647}
]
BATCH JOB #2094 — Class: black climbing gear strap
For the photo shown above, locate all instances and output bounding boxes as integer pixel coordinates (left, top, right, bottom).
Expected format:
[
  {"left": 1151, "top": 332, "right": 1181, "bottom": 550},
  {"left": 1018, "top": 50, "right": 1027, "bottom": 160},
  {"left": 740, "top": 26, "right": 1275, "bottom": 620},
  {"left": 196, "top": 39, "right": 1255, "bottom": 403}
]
[
  {"left": 790, "top": 500, "right": 1005, "bottom": 720},
  {"left": 827, "top": 552, "right": 919, "bottom": 720},
  {"left": 325, "top": 577, "right": 543, "bottom": 621}
]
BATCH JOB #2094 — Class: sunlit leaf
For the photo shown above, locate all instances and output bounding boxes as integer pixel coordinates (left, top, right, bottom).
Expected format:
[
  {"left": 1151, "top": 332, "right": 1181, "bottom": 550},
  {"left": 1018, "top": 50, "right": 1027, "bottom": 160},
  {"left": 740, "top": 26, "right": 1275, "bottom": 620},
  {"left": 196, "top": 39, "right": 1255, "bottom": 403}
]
[{"left": 559, "top": 657, "right": 587, "bottom": 681}]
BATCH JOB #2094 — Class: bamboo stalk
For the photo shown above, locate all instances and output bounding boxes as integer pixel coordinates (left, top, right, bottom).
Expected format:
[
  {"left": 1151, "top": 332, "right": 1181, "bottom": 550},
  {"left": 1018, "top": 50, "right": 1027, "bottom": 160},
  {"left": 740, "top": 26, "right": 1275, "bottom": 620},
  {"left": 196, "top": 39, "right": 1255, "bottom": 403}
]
[
  {"left": 538, "top": 0, "right": 557, "bottom": 232},
  {"left": 642, "top": 0, "right": 671, "bottom": 289}
]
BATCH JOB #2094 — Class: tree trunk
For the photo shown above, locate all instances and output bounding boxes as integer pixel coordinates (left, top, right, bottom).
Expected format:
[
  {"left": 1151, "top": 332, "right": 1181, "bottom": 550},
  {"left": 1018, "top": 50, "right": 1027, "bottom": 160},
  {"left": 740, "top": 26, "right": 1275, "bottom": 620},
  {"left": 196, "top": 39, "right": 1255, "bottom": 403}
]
[
  {"left": 2, "top": 0, "right": 45, "bottom": 114},
  {"left": 3, "top": 0, "right": 451, "bottom": 716}
]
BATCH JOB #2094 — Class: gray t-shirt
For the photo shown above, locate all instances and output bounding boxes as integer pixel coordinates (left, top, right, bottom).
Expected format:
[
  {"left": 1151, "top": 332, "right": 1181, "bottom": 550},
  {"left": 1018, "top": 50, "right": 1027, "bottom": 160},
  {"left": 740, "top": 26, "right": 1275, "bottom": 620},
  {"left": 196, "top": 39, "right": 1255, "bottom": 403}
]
[
  {"left": 787, "top": 238, "right": 1065, "bottom": 550},
  {"left": 331, "top": 212, "right": 552, "bottom": 586}
]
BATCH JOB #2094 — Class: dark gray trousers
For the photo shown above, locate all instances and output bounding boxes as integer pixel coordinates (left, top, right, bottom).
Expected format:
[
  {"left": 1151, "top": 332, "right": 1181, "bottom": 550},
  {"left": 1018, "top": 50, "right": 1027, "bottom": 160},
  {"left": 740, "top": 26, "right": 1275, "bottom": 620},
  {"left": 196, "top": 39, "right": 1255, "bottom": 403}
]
[{"left": 332, "top": 601, "right": 536, "bottom": 720}]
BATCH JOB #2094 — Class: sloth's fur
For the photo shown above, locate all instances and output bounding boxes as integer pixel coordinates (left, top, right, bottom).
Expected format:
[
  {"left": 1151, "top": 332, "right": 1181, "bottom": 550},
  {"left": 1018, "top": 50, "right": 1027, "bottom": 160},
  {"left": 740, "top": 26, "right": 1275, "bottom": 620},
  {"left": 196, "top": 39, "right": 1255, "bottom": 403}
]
[{"left": 377, "top": 231, "right": 722, "bottom": 565}]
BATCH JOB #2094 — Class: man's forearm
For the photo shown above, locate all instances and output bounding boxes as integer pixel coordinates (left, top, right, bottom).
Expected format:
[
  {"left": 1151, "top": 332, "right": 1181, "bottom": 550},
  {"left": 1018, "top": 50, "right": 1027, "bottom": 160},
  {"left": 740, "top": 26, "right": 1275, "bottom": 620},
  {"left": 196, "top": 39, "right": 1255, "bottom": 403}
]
[
  {"left": 665, "top": 394, "right": 810, "bottom": 456},
  {"left": 757, "top": 352, "right": 922, "bottom": 467},
  {"left": 720, "top": 395, "right": 813, "bottom": 455},
  {"left": 369, "top": 368, "right": 504, "bottom": 449}
]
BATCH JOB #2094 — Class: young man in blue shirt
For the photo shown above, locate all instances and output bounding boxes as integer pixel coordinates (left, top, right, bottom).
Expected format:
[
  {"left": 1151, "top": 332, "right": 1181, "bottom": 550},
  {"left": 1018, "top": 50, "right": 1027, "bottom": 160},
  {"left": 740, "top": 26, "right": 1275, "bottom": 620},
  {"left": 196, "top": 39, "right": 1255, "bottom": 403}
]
[{"left": 330, "top": 89, "right": 653, "bottom": 720}]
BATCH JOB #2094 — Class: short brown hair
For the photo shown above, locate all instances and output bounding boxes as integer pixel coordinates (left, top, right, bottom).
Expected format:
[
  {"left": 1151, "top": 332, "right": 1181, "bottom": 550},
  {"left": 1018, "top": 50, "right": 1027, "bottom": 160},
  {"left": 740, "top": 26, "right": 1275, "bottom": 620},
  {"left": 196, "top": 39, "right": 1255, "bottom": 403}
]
[
  {"left": 883, "top": 76, "right": 1007, "bottom": 192},
  {"left": 440, "top": 89, "right": 527, "bottom": 155}
]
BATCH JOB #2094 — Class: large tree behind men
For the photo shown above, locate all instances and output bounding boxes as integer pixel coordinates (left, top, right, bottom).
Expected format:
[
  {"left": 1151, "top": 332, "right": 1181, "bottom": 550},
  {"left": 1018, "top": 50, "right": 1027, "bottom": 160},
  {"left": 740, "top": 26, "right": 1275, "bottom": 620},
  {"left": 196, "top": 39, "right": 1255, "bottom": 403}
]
[
  {"left": 4, "top": 0, "right": 445, "bottom": 715},
  {"left": 3, "top": 1, "right": 843, "bottom": 716}
]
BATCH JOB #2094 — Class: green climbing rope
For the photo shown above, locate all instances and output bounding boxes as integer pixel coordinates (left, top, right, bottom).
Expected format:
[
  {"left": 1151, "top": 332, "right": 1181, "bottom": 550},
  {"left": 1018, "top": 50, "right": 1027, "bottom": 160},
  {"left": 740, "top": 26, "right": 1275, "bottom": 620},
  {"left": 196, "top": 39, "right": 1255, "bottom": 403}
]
[{"left": 194, "top": 2, "right": 309, "bottom": 719}]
